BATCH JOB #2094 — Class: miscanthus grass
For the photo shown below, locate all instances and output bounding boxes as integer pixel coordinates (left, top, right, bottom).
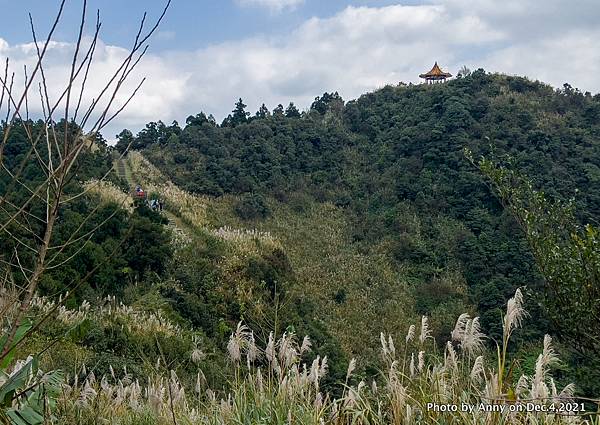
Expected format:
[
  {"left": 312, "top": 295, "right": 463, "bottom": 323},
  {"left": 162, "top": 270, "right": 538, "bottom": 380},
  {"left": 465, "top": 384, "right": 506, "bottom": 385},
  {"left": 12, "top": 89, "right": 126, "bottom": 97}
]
[
  {"left": 83, "top": 179, "right": 134, "bottom": 213},
  {"left": 30, "top": 294, "right": 181, "bottom": 337},
  {"left": 47, "top": 288, "right": 599, "bottom": 424},
  {"left": 127, "top": 151, "right": 210, "bottom": 229},
  {"left": 127, "top": 151, "right": 281, "bottom": 254},
  {"left": 212, "top": 226, "right": 281, "bottom": 251}
]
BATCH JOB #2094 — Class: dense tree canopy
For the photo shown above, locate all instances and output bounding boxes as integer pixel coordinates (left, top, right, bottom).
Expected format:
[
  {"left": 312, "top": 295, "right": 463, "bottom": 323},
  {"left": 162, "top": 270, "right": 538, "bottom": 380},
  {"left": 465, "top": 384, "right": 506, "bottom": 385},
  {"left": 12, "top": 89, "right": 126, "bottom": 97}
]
[{"left": 137, "top": 71, "right": 600, "bottom": 350}]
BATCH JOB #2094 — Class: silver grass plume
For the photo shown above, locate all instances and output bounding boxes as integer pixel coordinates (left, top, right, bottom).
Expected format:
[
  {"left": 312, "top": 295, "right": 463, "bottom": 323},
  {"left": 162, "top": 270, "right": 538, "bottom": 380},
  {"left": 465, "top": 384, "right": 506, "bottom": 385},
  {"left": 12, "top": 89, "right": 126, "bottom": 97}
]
[
  {"left": 227, "top": 321, "right": 250, "bottom": 363},
  {"left": 558, "top": 383, "right": 576, "bottom": 401},
  {"left": 344, "top": 387, "right": 358, "bottom": 410},
  {"left": 451, "top": 313, "right": 470, "bottom": 342},
  {"left": 319, "top": 356, "right": 328, "bottom": 377},
  {"left": 484, "top": 373, "right": 500, "bottom": 399},
  {"left": 388, "top": 363, "right": 407, "bottom": 412},
  {"left": 191, "top": 348, "right": 205, "bottom": 365},
  {"left": 419, "top": 316, "right": 432, "bottom": 345},
  {"left": 191, "top": 335, "right": 206, "bottom": 364},
  {"left": 445, "top": 341, "right": 458, "bottom": 371},
  {"left": 278, "top": 332, "right": 299, "bottom": 369},
  {"left": 266, "top": 332, "right": 276, "bottom": 364},
  {"left": 463, "top": 317, "right": 486, "bottom": 356},
  {"left": 540, "top": 334, "right": 559, "bottom": 369},
  {"left": 380, "top": 332, "right": 389, "bottom": 356},
  {"left": 246, "top": 331, "right": 260, "bottom": 367},
  {"left": 314, "top": 392, "right": 323, "bottom": 411},
  {"left": 418, "top": 351, "right": 425, "bottom": 373},
  {"left": 256, "top": 367, "right": 264, "bottom": 393},
  {"left": 76, "top": 380, "right": 97, "bottom": 407},
  {"left": 300, "top": 336, "right": 312, "bottom": 354},
  {"left": 470, "top": 355, "right": 485, "bottom": 384},
  {"left": 503, "top": 288, "right": 528, "bottom": 340},
  {"left": 406, "top": 324, "right": 416, "bottom": 344},
  {"left": 550, "top": 378, "right": 558, "bottom": 399},
  {"left": 532, "top": 334, "right": 559, "bottom": 399},
  {"left": 516, "top": 374, "right": 529, "bottom": 397},
  {"left": 388, "top": 335, "right": 396, "bottom": 357},
  {"left": 346, "top": 358, "right": 357, "bottom": 382},
  {"left": 309, "top": 356, "right": 321, "bottom": 385}
]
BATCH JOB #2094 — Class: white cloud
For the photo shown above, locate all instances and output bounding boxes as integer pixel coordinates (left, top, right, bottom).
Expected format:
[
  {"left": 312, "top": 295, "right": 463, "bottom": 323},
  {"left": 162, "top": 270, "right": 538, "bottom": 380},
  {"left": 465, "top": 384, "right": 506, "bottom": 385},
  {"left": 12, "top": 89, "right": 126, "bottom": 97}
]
[
  {"left": 0, "top": 37, "right": 190, "bottom": 139},
  {"left": 1, "top": 1, "right": 599, "bottom": 139},
  {"left": 236, "top": 0, "right": 304, "bottom": 13},
  {"left": 481, "top": 29, "right": 600, "bottom": 91},
  {"left": 156, "top": 30, "right": 176, "bottom": 41}
]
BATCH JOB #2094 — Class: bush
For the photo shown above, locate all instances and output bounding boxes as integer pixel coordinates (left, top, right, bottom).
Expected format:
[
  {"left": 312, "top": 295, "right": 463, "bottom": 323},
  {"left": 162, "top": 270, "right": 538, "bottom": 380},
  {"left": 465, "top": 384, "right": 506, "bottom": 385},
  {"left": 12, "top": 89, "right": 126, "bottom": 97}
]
[{"left": 234, "top": 193, "right": 270, "bottom": 220}]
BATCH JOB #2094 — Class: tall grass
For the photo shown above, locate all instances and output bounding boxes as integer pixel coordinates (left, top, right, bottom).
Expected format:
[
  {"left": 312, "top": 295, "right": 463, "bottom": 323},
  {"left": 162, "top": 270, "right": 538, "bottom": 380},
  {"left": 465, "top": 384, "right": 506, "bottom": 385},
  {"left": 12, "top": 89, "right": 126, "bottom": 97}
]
[
  {"left": 83, "top": 179, "right": 135, "bottom": 213},
  {"left": 126, "top": 151, "right": 279, "bottom": 252},
  {"left": 127, "top": 151, "right": 210, "bottom": 229},
  {"left": 51, "top": 288, "right": 598, "bottom": 424}
]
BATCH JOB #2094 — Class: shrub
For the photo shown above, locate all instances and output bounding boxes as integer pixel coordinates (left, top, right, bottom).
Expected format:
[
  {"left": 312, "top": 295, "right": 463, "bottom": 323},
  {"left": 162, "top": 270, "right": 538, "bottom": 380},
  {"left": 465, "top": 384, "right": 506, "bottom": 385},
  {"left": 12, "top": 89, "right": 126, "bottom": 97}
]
[{"left": 234, "top": 193, "right": 270, "bottom": 220}]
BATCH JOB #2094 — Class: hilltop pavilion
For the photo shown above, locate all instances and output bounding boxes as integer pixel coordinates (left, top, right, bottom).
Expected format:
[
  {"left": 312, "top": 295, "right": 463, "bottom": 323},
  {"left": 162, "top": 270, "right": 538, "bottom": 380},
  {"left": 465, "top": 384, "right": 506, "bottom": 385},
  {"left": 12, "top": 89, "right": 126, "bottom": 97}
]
[{"left": 419, "top": 62, "right": 452, "bottom": 84}]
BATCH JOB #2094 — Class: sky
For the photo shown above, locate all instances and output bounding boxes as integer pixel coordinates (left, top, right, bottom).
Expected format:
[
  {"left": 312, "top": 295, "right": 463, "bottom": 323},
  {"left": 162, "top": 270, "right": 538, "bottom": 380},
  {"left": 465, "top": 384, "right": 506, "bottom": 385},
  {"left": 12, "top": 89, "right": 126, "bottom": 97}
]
[{"left": 1, "top": 0, "right": 599, "bottom": 139}]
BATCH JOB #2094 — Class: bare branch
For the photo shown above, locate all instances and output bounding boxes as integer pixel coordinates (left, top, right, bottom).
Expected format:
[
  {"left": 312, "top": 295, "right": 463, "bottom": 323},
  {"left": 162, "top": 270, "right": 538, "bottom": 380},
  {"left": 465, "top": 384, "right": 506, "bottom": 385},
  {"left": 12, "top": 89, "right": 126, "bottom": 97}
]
[{"left": 0, "top": 0, "right": 170, "bottom": 361}]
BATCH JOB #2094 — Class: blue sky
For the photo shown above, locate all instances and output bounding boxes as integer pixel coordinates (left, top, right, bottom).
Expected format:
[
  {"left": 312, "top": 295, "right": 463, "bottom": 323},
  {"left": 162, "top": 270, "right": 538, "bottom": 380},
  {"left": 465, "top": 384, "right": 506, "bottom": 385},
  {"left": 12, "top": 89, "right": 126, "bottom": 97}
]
[
  {"left": 1, "top": 0, "right": 599, "bottom": 138},
  {"left": 2, "top": 0, "right": 418, "bottom": 50}
]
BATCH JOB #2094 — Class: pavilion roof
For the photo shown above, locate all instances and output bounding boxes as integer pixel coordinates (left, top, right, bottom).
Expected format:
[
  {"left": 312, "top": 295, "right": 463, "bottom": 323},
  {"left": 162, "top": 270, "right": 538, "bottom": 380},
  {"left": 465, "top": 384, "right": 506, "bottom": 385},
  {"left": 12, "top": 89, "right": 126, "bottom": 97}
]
[{"left": 419, "top": 62, "right": 452, "bottom": 79}]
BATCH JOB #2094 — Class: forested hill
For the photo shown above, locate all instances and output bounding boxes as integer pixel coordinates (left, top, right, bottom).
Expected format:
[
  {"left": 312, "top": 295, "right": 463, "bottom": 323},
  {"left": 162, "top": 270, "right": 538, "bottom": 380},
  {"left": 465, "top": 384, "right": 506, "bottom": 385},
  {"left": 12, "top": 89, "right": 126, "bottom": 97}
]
[
  {"left": 132, "top": 70, "right": 600, "bottom": 216},
  {"left": 117, "top": 70, "right": 600, "bottom": 393},
  {"left": 2, "top": 68, "right": 600, "bottom": 422},
  {"left": 117, "top": 69, "right": 600, "bottom": 391}
]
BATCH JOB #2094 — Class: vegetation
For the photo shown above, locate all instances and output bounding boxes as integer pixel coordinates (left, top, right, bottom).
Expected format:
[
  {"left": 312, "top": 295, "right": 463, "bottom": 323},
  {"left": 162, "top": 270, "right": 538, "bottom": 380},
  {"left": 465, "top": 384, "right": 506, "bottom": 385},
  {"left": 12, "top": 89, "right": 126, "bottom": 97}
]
[
  {"left": 45, "top": 289, "right": 596, "bottom": 424},
  {"left": 1, "top": 1, "right": 600, "bottom": 423},
  {"left": 137, "top": 71, "right": 600, "bottom": 391}
]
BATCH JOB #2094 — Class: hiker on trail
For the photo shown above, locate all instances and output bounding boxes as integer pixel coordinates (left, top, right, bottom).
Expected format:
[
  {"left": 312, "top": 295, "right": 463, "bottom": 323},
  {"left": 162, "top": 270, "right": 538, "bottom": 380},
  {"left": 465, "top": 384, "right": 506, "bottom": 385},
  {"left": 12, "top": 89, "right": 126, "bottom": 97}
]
[
  {"left": 158, "top": 199, "right": 164, "bottom": 211},
  {"left": 135, "top": 185, "right": 145, "bottom": 198}
]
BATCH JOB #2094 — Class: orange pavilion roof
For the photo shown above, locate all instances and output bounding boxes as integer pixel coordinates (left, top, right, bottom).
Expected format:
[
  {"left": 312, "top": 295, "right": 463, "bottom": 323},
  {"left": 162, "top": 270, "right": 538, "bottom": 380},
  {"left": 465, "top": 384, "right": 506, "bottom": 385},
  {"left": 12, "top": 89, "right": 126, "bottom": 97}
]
[{"left": 419, "top": 62, "right": 452, "bottom": 79}]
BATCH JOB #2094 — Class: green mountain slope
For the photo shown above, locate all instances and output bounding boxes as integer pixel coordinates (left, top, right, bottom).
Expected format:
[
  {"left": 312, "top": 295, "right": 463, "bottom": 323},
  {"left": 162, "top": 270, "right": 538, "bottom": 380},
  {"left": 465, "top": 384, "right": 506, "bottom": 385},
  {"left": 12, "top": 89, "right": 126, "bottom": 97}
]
[
  {"left": 3, "top": 70, "right": 600, "bottom": 423},
  {"left": 128, "top": 70, "right": 600, "bottom": 390},
  {"left": 137, "top": 71, "right": 599, "bottom": 336}
]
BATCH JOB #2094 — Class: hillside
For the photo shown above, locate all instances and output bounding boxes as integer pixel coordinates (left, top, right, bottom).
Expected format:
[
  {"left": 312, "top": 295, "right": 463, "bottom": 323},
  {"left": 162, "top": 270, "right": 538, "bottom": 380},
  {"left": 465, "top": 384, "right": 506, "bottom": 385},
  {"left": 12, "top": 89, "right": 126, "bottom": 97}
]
[
  {"left": 2, "top": 70, "right": 600, "bottom": 424},
  {"left": 107, "top": 69, "right": 600, "bottom": 395},
  {"left": 135, "top": 70, "right": 600, "bottom": 350}
]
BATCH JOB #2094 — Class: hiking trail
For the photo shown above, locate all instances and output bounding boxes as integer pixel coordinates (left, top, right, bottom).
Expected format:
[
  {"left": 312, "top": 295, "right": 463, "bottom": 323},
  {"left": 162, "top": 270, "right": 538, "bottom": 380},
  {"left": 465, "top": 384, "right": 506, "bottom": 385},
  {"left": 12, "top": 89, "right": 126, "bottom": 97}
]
[{"left": 115, "top": 155, "right": 189, "bottom": 243}]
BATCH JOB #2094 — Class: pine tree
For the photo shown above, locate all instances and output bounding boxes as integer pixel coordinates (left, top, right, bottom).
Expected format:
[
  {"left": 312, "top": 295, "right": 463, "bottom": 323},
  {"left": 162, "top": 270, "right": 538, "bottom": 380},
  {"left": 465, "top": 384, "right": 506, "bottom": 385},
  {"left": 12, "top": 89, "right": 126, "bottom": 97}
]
[
  {"left": 256, "top": 103, "right": 270, "bottom": 119},
  {"left": 273, "top": 104, "right": 285, "bottom": 117},
  {"left": 231, "top": 98, "right": 250, "bottom": 126},
  {"left": 285, "top": 102, "right": 301, "bottom": 118}
]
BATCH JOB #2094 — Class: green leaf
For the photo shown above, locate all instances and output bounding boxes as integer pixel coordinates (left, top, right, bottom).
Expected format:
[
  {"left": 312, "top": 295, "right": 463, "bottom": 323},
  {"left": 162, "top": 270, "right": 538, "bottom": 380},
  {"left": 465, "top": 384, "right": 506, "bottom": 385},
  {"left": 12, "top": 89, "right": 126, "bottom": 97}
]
[
  {"left": 0, "top": 356, "right": 36, "bottom": 406},
  {"left": 6, "top": 410, "right": 29, "bottom": 425},
  {"left": 7, "top": 405, "right": 44, "bottom": 424},
  {"left": 0, "top": 319, "right": 33, "bottom": 369}
]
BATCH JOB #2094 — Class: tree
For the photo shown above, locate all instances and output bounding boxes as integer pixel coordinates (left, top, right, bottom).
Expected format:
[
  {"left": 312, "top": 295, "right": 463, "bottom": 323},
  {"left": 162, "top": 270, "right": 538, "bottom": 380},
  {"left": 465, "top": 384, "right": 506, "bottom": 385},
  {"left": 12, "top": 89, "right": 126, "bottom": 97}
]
[
  {"left": 186, "top": 112, "right": 210, "bottom": 127},
  {"left": 0, "top": 0, "right": 170, "bottom": 420},
  {"left": 115, "top": 129, "right": 134, "bottom": 154},
  {"left": 469, "top": 150, "right": 600, "bottom": 355},
  {"left": 255, "top": 103, "right": 270, "bottom": 119},
  {"left": 273, "top": 104, "right": 285, "bottom": 117},
  {"left": 457, "top": 65, "right": 471, "bottom": 78},
  {"left": 285, "top": 102, "right": 301, "bottom": 118},
  {"left": 310, "top": 92, "right": 344, "bottom": 115},
  {"left": 231, "top": 98, "right": 250, "bottom": 126}
]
